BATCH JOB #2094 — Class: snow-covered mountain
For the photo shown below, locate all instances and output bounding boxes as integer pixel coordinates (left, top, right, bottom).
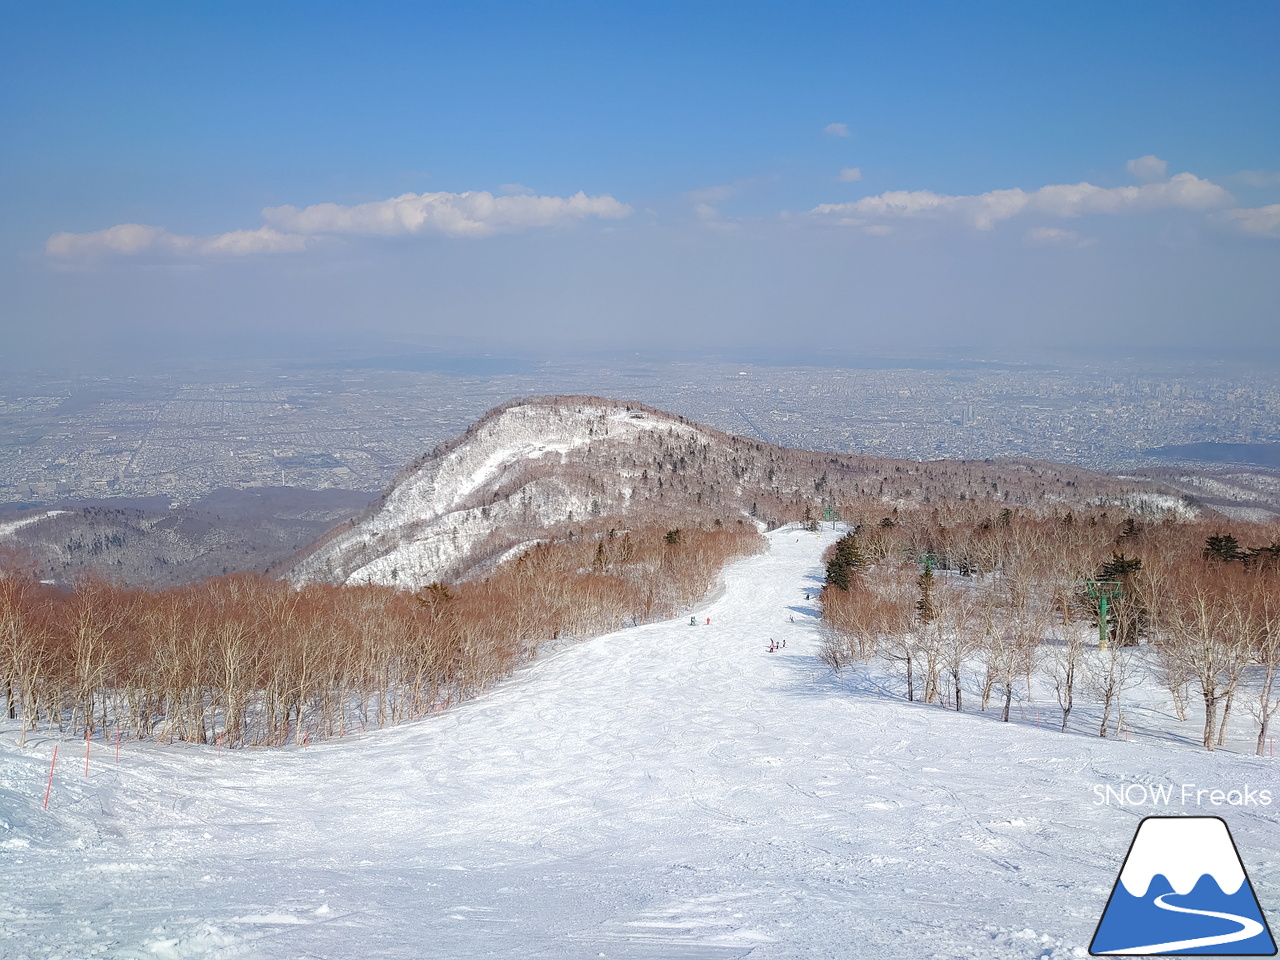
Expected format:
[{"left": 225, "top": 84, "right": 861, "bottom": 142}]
[
  {"left": 286, "top": 396, "right": 750, "bottom": 587},
  {"left": 1093, "top": 816, "right": 1274, "bottom": 956},
  {"left": 1118, "top": 817, "right": 1245, "bottom": 898},
  {"left": 285, "top": 395, "right": 1152, "bottom": 589}
]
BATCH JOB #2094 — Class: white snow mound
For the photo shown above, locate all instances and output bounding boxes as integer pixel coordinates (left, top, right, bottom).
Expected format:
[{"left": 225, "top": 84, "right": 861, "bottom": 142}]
[{"left": 1118, "top": 817, "right": 1246, "bottom": 897}]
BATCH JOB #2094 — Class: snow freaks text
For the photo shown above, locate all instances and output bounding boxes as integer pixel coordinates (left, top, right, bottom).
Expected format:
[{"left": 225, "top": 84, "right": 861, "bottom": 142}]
[{"left": 1092, "top": 784, "right": 1273, "bottom": 807}]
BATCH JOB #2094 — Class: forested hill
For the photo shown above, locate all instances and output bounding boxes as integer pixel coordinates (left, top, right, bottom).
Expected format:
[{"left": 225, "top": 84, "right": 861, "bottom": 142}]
[{"left": 284, "top": 395, "right": 1184, "bottom": 589}]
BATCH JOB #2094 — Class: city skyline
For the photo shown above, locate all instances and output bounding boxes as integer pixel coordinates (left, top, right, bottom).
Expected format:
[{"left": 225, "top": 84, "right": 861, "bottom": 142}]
[{"left": 3, "top": 356, "right": 1278, "bottom": 519}]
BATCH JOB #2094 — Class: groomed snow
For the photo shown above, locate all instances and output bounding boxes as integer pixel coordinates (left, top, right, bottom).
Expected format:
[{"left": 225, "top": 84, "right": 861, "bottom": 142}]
[{"left": 2, "top": 525, "right": 1277, "bottom": 959}]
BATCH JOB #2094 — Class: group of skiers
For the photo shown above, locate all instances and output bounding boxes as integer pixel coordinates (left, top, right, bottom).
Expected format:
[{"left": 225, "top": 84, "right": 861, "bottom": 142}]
[{"left": 684, "top": 604, "right": 800, "bottom": 654}]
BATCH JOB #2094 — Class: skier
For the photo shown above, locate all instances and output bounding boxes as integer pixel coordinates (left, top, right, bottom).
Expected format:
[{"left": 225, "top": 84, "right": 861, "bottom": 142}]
[{"left": 706, "top": 617, "right": 711, "bottom": 625}]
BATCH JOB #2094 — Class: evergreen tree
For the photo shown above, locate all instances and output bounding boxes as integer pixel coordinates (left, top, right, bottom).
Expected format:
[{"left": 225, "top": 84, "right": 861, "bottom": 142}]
[
  {"left": 1093, "top": 553, "right": 1146, "bottom": 646},
  {"left": 824, "top": 533, "right": 866, "bottom": 592},
  {"left": 1203, "top": 534, "right": 1244, "bottom": 562},
  {"left": 416, "top": 582, "right": 453, "bottom": 621},
  {"left": 802, "top": 505, "right": 819, "bottom": 532},
  {"left": 1098, "top": 553, "right": 1142, "bottom": 582}
]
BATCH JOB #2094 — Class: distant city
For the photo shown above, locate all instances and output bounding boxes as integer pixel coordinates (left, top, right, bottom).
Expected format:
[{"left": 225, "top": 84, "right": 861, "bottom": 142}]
[{"left": 1, "top": 355, "right": 1278, "bottom": 507}]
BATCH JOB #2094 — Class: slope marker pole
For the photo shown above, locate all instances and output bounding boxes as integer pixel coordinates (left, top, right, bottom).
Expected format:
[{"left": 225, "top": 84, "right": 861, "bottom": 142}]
[
  {"left": 44, "top": 745, "right": 58, "bottom": 809},
  {"left": 85, "top": 729, "right": 90, "bottom": 776}
]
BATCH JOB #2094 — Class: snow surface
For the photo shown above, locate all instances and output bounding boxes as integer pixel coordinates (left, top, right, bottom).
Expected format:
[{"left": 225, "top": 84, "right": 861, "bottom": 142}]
[
  {"left": 0, "top": 510, "right": 64, "bottom": 539},
  {"left": 3, "top": 525, "right": 1278, "bottom": 959}
]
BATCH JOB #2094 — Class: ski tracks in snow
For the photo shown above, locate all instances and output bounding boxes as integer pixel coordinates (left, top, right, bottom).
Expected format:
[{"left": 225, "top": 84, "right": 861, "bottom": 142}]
[{"left": 2, "top": 525, "right": 1278, "bottom": 959}]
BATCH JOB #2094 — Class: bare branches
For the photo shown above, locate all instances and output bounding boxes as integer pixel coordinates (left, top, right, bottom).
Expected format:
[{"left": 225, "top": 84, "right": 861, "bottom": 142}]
[
  {"left": 819, "top": 501, "right": 1280, "bottom": 752},
  {"left": 0, "top": 525, "right": 761, "bottom": 749}
]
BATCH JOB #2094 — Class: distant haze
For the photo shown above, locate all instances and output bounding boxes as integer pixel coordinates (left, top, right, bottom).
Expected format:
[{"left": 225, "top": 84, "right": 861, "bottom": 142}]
[{"left": 2, "top": 2, "right": 1278, "bottom": 369}]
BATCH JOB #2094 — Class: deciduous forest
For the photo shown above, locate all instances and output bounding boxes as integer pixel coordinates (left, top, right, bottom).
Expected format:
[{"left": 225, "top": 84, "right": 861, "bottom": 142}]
[
  {"left": 820, "top": 497, "right": 1280, "bottom": 754},
  {"left": 0, "top": 525, "right": 761, "bottom": 748}
]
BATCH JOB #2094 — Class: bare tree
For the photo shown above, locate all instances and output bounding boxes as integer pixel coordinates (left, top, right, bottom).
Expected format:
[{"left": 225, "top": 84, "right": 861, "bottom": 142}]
[
  {"left": 1085, "top": 643, "right": 1138, "bottom": 738},
  {"left": 1148, "top": 562, "right": 1249, "bottom": 750},
  {"left": 1045, "top": 632, "right": 1085, "bottom": 732}
]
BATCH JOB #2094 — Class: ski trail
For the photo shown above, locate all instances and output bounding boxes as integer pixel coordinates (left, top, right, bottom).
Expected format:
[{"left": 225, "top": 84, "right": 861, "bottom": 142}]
[
  {"left": 1099, "top": 893, "right": 1266, "bottom": 955},
  {"left": 6, "top": 523, "right": 1280, "bottom": 959}
]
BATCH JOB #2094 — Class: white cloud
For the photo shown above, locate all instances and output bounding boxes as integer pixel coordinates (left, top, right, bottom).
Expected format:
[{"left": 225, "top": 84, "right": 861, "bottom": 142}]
[
  {"left": 684, "top": 183, "right": 757, "bottom": 230},
  {"left": 1126, "top": 155, "right": 1168, "bottom": 182},
  {"left": 47, "top": 189, "right": 632, "bottom": 260},
  {"left": 838, "top": 167, "right": 863, "bottom": 182},
  {"left": 1226, "top": 204, "right": 1280, "bottom": 238},
  {"left": 46, "top": 223, "right": 169, "bottom": 258},
  {"left": 199, "top": 227, "right": 308, "bottom": 255},
  {"left": 810, "top": 172, "right": 1233, "bottom": 231},
  {"left": 692, "top": 202, "right": 719, "bottom": 222},
  {"left": 263, "top": 190, "right": 632, "bottom": 239},
  {"left": 45, "top": 224, "right": 306, "bottom": 259},
  {"left": 824, "top": 122, "right": 851, "bottom": 138}
]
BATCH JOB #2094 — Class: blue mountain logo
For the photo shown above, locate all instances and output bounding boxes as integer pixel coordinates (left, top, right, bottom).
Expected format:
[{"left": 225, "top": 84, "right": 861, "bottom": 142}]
[{"left": 1091, "top": 816, "right": 1276, "bottom": 956}]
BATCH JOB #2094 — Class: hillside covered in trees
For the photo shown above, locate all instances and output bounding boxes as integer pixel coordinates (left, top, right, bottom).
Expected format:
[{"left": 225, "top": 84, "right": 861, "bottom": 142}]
[
  {"left": 0, "top": 396, "right": 1244, "bottom": 753},
  {"left": 284, "top": 395, "right": 1172, "bottom": 589},
  {"left": 819, "top": 498, "right": 1280, "bottom": 754},
  {"left": 1, "top": 524, "right": 759, "bottom": 749}
]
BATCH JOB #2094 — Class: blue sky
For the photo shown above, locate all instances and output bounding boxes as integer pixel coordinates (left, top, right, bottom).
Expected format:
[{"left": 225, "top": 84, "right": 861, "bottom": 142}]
[{"left": 3, "top": 1, "right": 1279, "bottom": 366}]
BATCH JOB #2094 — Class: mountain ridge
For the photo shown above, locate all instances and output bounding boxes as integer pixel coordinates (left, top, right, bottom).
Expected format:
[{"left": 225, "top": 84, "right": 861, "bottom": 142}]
[{"left": 282, "top": 394, "right": 1169, "bottom": 589}]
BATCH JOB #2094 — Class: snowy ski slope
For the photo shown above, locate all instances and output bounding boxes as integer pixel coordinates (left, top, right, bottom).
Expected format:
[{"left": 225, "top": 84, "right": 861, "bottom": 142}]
[{"left": 1, "top": 525, "right": 1276, "bottom": 959}]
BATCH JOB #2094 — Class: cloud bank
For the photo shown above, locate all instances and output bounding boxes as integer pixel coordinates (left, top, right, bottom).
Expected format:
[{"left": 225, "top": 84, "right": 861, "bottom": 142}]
[
  {"left": 1227, "top": 204, "right": 1280, "bottom": 238},
  {"left": 46, "top": 165, "right": 1278, "bottom": 266},
  {"left": 47, "top": 189, "right": 633, "bottom": 260},
  {"left": 810, "top": 171, "right": 1235, "bottom": 231},
  {"left": 263, "top": 190, "right": 632, "bottom": 238}
]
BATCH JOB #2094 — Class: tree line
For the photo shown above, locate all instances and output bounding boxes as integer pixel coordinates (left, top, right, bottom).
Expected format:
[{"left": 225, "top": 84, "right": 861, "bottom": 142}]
[
  {"left": 820, "top": 496, "right": 1280, "bottom": 753},
  {"left": 0, "top": 524, "right": 762, "bottom": 749}
]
